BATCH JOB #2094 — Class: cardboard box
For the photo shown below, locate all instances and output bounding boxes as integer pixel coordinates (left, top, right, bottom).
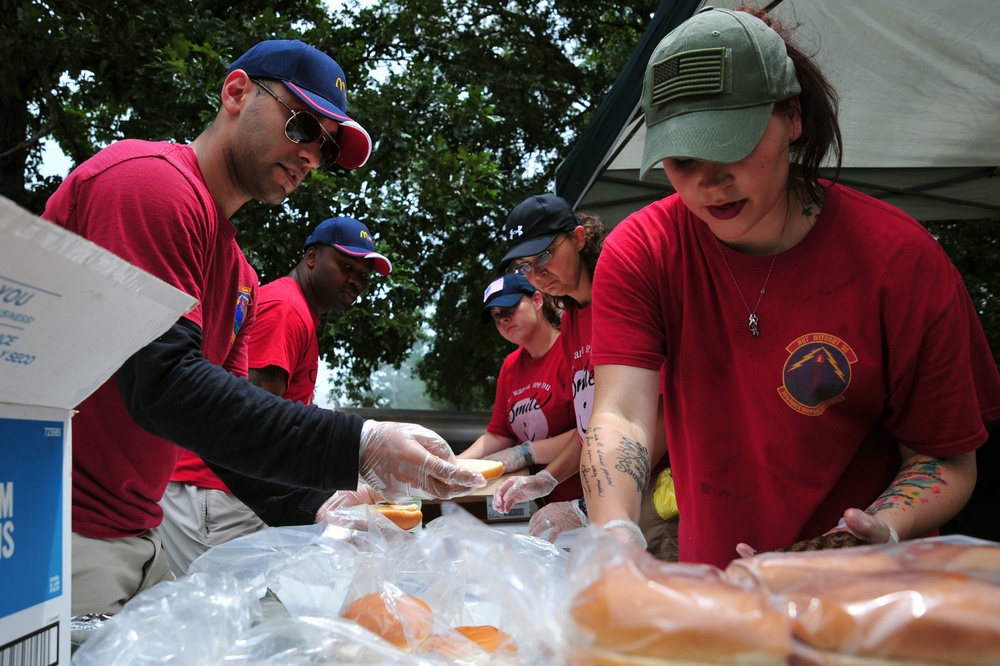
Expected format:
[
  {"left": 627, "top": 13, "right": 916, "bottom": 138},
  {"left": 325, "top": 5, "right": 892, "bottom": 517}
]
[{"left": 0, "top": 197, "right": 195, "bottom": 664}]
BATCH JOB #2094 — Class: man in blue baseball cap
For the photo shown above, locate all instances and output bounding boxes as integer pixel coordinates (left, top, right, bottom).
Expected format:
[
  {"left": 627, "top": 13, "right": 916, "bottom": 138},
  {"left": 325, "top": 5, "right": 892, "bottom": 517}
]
[
  {"left": 43, "top": 40, "right": 485, "bottom": 617},
  {"left": 161, "top": 217, "right": 394, "bottom": 575},
  {"left": 227, "top": 40, "right": 372, "bottom": 170}
]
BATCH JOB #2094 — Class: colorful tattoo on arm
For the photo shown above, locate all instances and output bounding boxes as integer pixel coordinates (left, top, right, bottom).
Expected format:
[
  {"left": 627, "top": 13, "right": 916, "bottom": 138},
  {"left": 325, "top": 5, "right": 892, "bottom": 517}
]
[{"left": 866, "top": 455, "right": 948, "bottom": 515}]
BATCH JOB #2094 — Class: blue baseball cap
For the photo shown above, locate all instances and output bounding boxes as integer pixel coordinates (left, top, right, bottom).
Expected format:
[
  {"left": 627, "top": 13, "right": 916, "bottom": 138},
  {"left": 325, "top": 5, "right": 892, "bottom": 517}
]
[
  {"left": 481, "top": 274, "right": 536, "bottom": 322},
  {"left": 304, "top": 217, "right": 392, "bottom": 275},
  {"left": 228, "top": 40, "right": 372, "bottom": 170}
]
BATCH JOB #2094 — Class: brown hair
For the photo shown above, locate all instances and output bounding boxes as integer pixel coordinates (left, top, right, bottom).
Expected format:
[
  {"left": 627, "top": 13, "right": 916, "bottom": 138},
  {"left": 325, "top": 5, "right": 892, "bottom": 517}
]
[
  {"left": 540, "top": 293, "right": 563, "bottom": 329},
  {"left": 555, "top": 211, "right": 607, "bottom": 311},
  {"left": 737, "top": 4, "right": 843, "bottom": 204}
]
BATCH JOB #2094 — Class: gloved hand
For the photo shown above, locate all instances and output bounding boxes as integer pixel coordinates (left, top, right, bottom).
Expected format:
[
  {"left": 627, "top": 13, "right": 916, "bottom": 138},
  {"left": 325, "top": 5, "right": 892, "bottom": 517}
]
[
  {"left": 831, "top": 507, "right": 900, "bottom": 544},
  {"left": 603, "top": 519, "right": 648, "bottom": 550},
  {"left": 359, "top": 420, "right": 487, "bottom": 501},
  {"left": 528, "top": 499, "right": 588, "bottom": 542},
  {"left": 735, "top": 507, "right": 900, "bottom": 559},
  {"left": 491, "top": 470, "right": 558, "bottom": 514},
  {"left": 314, "top": 482, "right": 380, "bottom": 522},
  {"left": 484, "top": 441, "right": 534, "bottom": 473}
]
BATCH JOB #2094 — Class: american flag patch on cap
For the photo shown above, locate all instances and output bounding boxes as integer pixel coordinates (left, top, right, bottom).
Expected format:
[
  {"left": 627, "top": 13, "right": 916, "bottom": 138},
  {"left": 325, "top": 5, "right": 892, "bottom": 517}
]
[
  {"left": 651, "top": 47, "right": 726, "bottom": 107},
  {"left": 483, "top": 277, "right": 505, "bottom": 302}
]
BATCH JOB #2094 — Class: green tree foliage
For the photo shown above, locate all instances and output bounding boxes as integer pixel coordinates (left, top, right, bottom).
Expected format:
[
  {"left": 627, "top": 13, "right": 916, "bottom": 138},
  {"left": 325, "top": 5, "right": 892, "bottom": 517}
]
[
  {"left": 5, "top": 1, "right": 997, "bottom": 411},
  {"left": 4, "top": 0, "right": 658, "bottom": 409}
]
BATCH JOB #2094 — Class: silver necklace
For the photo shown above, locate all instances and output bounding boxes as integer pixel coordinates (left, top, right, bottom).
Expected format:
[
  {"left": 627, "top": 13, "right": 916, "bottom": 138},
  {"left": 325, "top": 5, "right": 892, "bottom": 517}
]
[{"left": 715, "top": 215, "right": 787, "bottom": 337}]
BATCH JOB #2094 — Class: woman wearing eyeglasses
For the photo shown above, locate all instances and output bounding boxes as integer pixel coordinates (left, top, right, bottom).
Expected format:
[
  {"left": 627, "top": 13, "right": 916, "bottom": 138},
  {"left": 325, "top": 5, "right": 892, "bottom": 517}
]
[
  {"left": 490, "top": 194, "right": 678, "bottom": 561},
  {"left": 458, "top": 274, "right": 582, "bottom": 505}
]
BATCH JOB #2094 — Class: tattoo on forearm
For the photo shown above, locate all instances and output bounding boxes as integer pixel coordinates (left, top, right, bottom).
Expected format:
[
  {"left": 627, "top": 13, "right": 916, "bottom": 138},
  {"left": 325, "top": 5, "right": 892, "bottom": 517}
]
[
  {"left": 867, "top": 455, "right": 948, "bottom": 514},
  {"left": 615, "top": 437, "right": 650, "bottom": 494},
  {"left": 582, "top": 427, "right": 614, "bottom": 497}
]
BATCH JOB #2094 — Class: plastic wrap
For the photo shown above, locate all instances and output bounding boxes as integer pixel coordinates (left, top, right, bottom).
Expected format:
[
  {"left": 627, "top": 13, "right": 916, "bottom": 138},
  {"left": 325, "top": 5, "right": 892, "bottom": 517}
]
[
  {"left": 71, "top": 506, "right": 568, "bottom": 664},
  {"left": 72, "top": 572, "right": 258, "bottom": 665}
]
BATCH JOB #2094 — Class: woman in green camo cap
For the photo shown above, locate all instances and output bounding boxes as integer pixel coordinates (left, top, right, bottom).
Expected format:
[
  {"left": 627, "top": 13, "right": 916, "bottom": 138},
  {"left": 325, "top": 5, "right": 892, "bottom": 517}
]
[{"left": 581, "top": 5, "right": 1000, "bottom": 568}]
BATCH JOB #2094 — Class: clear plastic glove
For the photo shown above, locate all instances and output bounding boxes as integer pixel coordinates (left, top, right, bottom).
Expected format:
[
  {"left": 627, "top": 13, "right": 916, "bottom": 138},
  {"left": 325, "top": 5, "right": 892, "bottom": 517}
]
[
  {"left": 314, "top": 482, "right": 380, "bottom": 522},
  {"left": 492, "top": 470, "right": 558, "bottom": 514},
  {"left": 831, "top": 507, "right": 900, "bottom": 544},
  {"left": 484, "top": 441, "right": 533, "bottom": 473},
  {"left": 359, "top": 420, "right": 487, "bottom": 501},
  {"left": 528, "top": 499, "right": 588, "bottom": 542},
  {"left": 603, "top": 519, "right": 648, "bottom": 550}
]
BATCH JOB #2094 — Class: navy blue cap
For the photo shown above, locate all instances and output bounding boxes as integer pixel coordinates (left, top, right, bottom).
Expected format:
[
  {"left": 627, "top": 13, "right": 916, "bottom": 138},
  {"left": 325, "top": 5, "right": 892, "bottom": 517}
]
[
  {"left": 305, "top": 217, "right": 392, "bottom": 275},
  {"left": 228, "top": 40, "right": 372, "bottom": 169},
  {"left": 481, "top": 274, "right": 536, "bottom": 322},
  {"left": 500, "top": 194, "right": 578, "bottom": 266}
]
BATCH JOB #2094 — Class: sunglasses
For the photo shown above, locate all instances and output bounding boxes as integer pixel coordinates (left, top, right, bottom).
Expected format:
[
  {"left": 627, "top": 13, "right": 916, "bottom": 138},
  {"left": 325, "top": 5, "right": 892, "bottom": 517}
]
[
  {"left": 507, "top": 236, "right": 568, "bottom": 276},
  {"left": 252, "top": 79, "right": 341, "bottom": 171}
]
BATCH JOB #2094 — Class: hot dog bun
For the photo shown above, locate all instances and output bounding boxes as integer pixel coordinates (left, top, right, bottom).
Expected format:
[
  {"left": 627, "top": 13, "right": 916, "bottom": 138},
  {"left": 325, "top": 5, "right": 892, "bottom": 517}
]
[
  {"left": 342, "top": 592, "right": 434, "bottom": 650},
  {"left": 568, "top": 560, "right": 791, "bottom": 664},
  {"left": 454, "top": 625, "right": 517, "bottom": 653},
  {"left": 457, "top": 458, "right": 504, "bottom": 480},
  {"left": 375, "top": 503, "right": 423, "bottom": 530},
  {"left": 783, "top": 569, "right": 1000, "bottom": 665},
  {"left": 420, "top": 625, "right": 518, "bottom": 659},
  {"left": 727, "top": 545, "right": 901, "bottom": 594}
]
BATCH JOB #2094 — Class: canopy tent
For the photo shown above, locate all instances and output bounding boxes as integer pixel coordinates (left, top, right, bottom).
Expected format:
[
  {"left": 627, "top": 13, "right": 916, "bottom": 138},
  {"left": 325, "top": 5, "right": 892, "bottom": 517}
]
[{"left": 555, "top": 0, "right": 1000, "bottom": 226}]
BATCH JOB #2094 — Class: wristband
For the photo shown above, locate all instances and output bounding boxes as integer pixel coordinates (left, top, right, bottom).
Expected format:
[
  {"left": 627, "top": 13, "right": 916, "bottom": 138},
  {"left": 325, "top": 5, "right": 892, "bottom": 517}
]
[
  {"left": 577, "top": 495, "right": 588, "bottom": 517},
  {"left": 519, "top": 441, "right": 536, "bottom": 467}
]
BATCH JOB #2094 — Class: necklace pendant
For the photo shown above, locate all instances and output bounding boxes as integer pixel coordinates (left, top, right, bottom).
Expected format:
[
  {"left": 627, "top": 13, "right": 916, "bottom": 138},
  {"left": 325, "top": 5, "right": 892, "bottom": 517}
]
[{"left": 749, "top": 313, "right": 760, "bottom": 337}]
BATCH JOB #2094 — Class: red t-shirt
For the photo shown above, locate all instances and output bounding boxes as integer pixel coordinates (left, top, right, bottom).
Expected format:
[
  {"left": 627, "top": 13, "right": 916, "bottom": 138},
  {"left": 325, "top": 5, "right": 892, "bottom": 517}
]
[
  {"left": 561, "top": 305, "right": 594, "bottom": 443},
  {"left": 487, "top": 342, "right": 581, "bottom": 502},
  {"left": 43, "top": 140, "right": 258, "bottom": 538},
  {"left": 592, "top": 183, "right": 1000, "bottom": 568},
  {"left": 172, "top": 276, "right": 320, "bottom": 490}
]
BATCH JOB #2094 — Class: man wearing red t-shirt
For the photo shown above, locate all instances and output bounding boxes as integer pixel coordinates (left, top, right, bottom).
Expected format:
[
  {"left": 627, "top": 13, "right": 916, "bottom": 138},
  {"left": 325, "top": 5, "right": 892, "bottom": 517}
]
[
  {"left": 159, "top": 217, "right": 392, "bottom": 575},
  {"left": 43, "top": 40, "right": 484, "bottom": 615}
]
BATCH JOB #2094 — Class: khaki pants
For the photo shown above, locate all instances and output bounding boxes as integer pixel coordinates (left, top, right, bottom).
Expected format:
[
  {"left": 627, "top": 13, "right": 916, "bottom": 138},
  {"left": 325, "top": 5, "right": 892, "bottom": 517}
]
[
  {"left": 158, "top": 481, "right": 266, "bottom": 577},
  {"left": 638, "top": 485, "right": 680, "bottom": 562},
  {"left": 71, "top": 529, "right": 174, "bottom": 615}
]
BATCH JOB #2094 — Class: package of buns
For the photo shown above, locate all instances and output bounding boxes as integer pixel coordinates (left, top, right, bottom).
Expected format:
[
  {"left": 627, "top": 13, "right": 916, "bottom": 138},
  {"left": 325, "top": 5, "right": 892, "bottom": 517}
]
[
  {"left": 726, "top": 536, "right": 1000, "bottom": 665},
  {"left": 782, "top": 568, "right": 1000, "bottom": 665},
  {"left": 566, "top": 553, "right": 791, "bottom": 665}
]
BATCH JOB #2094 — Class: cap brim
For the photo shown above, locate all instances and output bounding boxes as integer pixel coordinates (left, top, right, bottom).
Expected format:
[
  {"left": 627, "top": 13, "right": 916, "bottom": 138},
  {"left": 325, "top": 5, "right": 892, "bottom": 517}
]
[
  {"left": 334, "top": 245, "right": 392, "bottom": 275},
  {"left": 640, "top": 103, "right": 774, "bottom": 181},
  {"left": 500, "top": 233, "right": 560, "bottom": 265},
  {"left": 480, "top": 293, "right": 524, "bottom": 322},
  {"left": 285, "top": 84, "right": 372, "bottom": 170},
  {"left": 334, "top": 121, "right": 372, "bottom": 169}
]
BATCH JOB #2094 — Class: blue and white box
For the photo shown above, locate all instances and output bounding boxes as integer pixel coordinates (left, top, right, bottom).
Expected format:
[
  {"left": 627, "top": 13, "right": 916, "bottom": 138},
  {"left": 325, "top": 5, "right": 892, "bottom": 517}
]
[{"left": 0, "top": 197, "right": 194, "bottom": 664}]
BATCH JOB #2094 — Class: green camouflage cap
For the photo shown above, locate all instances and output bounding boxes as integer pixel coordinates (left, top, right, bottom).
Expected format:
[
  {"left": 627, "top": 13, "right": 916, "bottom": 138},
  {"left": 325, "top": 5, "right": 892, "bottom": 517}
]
[{"left": 640, "top": 6, "right": 800, "bottom": 180}]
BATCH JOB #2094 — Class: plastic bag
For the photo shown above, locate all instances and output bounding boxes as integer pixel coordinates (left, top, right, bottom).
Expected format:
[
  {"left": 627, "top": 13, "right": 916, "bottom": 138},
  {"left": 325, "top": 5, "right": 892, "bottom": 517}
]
[
  {"left": 72, "top": 572, "right": 258, "bottom": 665},
  {"left": 652, "top": 467, "right": 678, "bottom": 520},
  {"left": 74, "top": 506, "right": 571, "bottom": 664}
]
